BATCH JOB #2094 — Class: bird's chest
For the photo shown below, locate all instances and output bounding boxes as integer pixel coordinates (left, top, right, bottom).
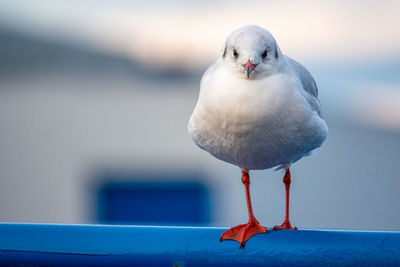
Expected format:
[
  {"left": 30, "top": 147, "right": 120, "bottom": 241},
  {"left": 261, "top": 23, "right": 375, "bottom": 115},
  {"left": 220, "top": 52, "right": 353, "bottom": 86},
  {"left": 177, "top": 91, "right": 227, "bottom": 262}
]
[
  {"left": 190, "top": 73, "right": 312, "bottom": 169},
  {"left": 199, "top": 75, "right": 306, "bottom": 139}
]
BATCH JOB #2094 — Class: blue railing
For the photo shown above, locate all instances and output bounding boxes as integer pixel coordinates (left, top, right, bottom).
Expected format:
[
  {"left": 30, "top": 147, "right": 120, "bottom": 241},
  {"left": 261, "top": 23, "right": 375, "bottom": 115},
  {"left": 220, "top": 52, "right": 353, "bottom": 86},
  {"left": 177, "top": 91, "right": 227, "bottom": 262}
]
[{"left": 0, "top": 223, "right": 399, "bottom": 266}]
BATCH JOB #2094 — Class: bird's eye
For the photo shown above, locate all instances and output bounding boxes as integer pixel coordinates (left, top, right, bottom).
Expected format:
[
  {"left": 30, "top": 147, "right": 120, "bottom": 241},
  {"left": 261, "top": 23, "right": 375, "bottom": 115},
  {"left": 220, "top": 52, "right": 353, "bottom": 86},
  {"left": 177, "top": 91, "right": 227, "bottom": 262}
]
[
  {"left": 262, "top": 50, "right": 268, "bottom": 59},
  {"left": 233, "top": 49, "right": 239, "bottom": 58}
]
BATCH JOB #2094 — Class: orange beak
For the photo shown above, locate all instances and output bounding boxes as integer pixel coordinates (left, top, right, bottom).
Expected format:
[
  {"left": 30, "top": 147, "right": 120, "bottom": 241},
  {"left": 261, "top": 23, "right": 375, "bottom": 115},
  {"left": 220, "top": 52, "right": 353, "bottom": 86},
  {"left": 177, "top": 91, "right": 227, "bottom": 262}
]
[{"left": 243, "top": 60, "right": 257, "bottom": 79}]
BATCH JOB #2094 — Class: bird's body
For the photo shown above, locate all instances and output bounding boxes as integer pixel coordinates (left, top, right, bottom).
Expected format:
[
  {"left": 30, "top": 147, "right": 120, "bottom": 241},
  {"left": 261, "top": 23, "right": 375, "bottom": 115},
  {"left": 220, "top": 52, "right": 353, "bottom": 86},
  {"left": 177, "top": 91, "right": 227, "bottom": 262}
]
[
  {"left": 189, "top": 55, "right": 327, "bottom": 170},
  {"left": 188, "top": 25, "right": 327, "bottom": 248}
]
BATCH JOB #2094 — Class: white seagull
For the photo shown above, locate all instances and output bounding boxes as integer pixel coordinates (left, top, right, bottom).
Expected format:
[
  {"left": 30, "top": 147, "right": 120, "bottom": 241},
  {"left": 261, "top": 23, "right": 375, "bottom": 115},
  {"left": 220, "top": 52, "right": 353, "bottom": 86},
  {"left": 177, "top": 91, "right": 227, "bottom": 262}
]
[{"left": 188, "top": 25, "right": 328, "bottom": 248}]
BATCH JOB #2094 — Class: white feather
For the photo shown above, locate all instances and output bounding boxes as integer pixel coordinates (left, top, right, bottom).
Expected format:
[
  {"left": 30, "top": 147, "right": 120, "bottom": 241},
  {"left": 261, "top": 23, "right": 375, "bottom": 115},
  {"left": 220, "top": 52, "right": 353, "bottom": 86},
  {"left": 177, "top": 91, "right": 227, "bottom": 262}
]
[{"left": 188, "top": 25, "right": 328, "bottom": 170}]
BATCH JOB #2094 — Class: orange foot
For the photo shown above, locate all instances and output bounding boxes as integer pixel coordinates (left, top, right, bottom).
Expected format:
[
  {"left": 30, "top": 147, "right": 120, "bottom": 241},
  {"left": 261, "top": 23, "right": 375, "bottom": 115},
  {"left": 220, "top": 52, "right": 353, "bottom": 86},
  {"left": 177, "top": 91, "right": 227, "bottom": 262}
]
[
  {"left": 273, "top": 220, "right": 297, "bottom": 230},
  {"left": 220, "top": 218, "right": 268, "bottom": 248}
]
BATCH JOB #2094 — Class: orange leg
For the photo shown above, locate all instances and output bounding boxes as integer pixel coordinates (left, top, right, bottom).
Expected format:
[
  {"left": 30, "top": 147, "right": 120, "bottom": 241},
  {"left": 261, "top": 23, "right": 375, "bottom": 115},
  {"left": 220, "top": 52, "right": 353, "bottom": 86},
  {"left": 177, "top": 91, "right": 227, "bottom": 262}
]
[
  {"left": 273, "top": 168, "right": 297, "bottom": 230},
  {"left": 220, "top": 170, "right": 268, "bottom": 248}
]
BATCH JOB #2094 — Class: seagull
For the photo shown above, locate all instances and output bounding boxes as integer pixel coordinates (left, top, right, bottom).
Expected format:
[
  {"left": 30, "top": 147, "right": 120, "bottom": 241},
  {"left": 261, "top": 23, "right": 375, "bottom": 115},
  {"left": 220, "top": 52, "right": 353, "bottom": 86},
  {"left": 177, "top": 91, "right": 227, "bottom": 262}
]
[{"left": 188, "top": 25, "right": 328, "bottom": 248}]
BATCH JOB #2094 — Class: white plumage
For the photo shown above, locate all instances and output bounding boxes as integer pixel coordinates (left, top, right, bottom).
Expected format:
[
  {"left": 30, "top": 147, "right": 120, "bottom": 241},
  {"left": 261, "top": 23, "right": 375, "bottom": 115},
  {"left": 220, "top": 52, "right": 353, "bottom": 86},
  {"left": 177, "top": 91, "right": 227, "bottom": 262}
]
[{"left": 188, "top": 25, "right": 328, "bottom": 171}]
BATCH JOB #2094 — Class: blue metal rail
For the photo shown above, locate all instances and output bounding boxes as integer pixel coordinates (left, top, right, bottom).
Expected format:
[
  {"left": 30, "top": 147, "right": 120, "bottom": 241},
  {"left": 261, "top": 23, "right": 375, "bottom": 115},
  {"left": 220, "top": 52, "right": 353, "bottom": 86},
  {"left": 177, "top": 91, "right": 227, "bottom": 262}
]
[{"left": 0, "top": 223, "right": 399, "bottom": 266}]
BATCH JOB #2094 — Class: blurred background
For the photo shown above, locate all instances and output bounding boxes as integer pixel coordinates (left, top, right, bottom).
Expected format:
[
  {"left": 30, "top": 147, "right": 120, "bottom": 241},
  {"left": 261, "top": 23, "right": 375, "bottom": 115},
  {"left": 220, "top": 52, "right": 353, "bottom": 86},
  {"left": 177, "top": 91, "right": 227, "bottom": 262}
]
[{"left": 0, "top": 0, "right": 399, "bottom": 230}]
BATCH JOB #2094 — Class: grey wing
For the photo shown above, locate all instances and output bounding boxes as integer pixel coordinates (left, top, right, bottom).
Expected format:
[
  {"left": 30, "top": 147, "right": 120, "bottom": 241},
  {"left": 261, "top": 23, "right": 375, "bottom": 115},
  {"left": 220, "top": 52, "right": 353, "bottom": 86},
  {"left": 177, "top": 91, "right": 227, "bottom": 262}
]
[
  {"left": 285, "top": 56, "right": 322, "bottom": 116},
  {"left": 198, "top": 61, "right": 217, "bottom": 94}
]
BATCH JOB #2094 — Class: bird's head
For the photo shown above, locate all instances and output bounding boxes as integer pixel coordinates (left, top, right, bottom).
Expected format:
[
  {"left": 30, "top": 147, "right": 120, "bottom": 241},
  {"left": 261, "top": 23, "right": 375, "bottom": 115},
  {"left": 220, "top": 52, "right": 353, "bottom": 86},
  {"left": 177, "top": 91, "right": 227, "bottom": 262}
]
[{"left": 220, "top": 25, "right": 284, "bottom": 80}]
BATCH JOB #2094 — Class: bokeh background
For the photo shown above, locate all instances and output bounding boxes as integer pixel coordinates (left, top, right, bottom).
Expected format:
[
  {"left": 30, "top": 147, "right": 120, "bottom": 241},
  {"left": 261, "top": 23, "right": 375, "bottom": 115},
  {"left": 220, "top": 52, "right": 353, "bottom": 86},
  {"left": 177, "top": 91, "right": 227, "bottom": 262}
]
[{"left": 0, "top": 0, "right": 399, "bottom": 230}]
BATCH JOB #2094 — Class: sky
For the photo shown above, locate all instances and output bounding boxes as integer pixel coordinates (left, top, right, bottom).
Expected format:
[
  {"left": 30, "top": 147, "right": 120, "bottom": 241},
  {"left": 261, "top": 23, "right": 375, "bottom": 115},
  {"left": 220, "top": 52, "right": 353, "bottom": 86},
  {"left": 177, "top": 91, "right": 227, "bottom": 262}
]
[
  {"left": 0, "top": 0, "right": 399, "bottom": 68},
  {"left": 0, "top": 0, "right": 399, "bottom": 130}
]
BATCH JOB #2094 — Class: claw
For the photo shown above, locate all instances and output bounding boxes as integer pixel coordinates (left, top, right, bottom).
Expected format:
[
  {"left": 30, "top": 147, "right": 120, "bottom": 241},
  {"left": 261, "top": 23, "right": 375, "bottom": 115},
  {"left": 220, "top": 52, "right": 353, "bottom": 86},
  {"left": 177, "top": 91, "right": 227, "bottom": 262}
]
[
  {"left": 220, "top": 219, "right": 268, "bottom": 248},
  {"left": 273, "top": 221, "right": 297, "bottom": 230},
  {"left": 220, "top": 170, "right": 268, "bottom": 248}
]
